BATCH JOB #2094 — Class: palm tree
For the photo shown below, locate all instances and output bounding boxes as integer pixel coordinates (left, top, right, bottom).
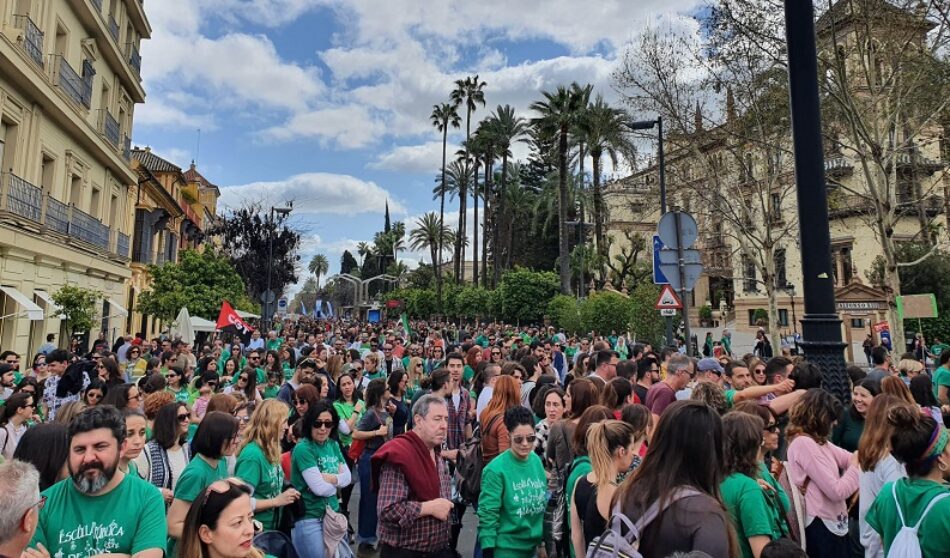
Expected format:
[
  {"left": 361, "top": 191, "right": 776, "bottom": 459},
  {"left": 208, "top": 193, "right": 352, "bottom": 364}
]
[
  {"left": 409, "top": 212, "right": 454, "bottom": 275},
  {"left": 577, "top": 95, "right": 631, "bottom": 275},
  {"left": 430, "top": 102, "right": 461, "bottom": 296},
  {"left": 307, "top": 254, "right": 329, "bottom": 288},
  {"left": 485, "top": 105, "right": 528, "bottom": 286},
  {"left": 450, "top": 75, "right": 487, "bottom": 282},
  {"left": 531, "top": 83, "right": 588, "bottom": 294},
  {"left": 356, "top": 242, "right": 371, "bottom": 271}
]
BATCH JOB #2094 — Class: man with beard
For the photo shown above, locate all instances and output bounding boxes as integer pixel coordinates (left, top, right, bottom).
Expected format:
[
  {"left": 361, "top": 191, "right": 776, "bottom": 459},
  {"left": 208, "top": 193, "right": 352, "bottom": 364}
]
[{"left": 29, "top": 406, "right": 166, "bottom": 558}]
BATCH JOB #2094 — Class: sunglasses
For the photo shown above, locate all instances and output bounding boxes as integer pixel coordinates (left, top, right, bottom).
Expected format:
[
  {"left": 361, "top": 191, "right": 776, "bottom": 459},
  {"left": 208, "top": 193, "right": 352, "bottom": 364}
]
[
  {"left": 312, "top": 420, "right": 335, "bottom": 429},
  {"left": 239, "top": 376, "right": 249, "bottom": 382},
  {"left": 512, "top": 434, "right": 537, "bottom": 445},
  {"left": 293, "top": 399, "right": 308, "bottom": 405},
  {"left": 764, "top": 424, "right": 780, "bottom": 434},
  {"left": 177, "top": 414, "right": 190, "bottom": 422}
]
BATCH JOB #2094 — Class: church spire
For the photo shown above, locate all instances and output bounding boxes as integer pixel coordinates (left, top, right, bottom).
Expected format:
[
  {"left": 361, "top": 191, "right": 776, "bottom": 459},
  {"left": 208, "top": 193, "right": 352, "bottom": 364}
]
[{"left": 384, "top": 199, "right": 391, "bottom": 233}]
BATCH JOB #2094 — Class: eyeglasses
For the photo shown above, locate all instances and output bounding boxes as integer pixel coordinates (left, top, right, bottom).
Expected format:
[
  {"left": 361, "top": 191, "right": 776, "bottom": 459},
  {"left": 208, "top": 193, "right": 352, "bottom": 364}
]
[
  {"left": 239, "top": 376, "right": 249, "bottom": 382},
  {"left": 128, "top": 394, "right": 141, "bottom": 402},
  {"left": 764, "top": 424, "right": 780, "bottom": 434},
  {"left": 238, "top": 416, "right": 251, "bottom": 424},
  {"left": 35, "top": 362, "right": 47, "bottom": 367},
  {"left": 22, "top": 402, "right": 35, "bottom": 409},
  {"left": 512, "top": 434, "right": 536, "bottom": 445},
  {"left": 177, "top": 414, "right": 190, "bottom": 422},
  {"left": 293, "top": 399, "right": 307, "bottom": 406},
  {"left": 491, "top": 352, "right": 501, "bottom": 356},
  {"left": 26, "top": 496, "right": 46, "bottom": 514},
  {"left": 313, "top": 420, "right": 335, "bottom": 429}
]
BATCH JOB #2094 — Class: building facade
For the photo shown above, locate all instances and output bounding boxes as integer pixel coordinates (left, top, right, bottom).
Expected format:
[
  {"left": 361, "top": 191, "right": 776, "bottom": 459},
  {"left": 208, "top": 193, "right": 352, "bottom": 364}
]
[{"left": 0, "top": 0, "right": 149, "bottom": 356}]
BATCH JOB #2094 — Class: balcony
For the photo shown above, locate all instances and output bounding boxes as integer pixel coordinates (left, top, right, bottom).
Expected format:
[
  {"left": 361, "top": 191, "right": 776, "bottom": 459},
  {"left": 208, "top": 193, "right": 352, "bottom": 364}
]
[
  {"left": 91, "top": 0, "right": 103, "bottom": 11},
  {"left": 123, "top": 135, "right": 132, "bottom": 162},
  {"left": 127, "top": 43, "right": 141, "bottom": 75},
  {"left": 12, "top": 15, "right": 45, "bottom": 68},
  {"left": 98, "top": 109, "right": 121, "bottom": 147},
  {"left": 109, "top": 15, "right": 120, "bottom": 42},
  {"left": 0, "top": 173, "right": 127, "bottom": 259},
  {"left": 51, "top": 55, "right": 86, "bottom": 108}
]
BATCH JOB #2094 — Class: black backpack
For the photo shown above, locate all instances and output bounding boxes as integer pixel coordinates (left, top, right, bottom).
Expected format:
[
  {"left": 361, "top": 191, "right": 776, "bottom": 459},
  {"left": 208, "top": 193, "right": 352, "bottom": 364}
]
[{"left": 454, "top": 414, "right": 501, "bottom": 503}]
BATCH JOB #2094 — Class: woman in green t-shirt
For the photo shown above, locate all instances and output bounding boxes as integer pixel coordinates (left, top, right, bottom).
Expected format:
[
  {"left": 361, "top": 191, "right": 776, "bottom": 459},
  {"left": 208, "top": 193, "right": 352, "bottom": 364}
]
[
  {"left": 721, "top": 413, "right": 786, "bottom": 558},
  {"left": 867, "top": 405, "right": 950, "bottom": 557},
  {"left": 178, "top": 477, "right": 269, "bottom": 558},
  {"left": 119, "top": 408, "right": 147, "bottom": 478},
  {"left": 235, "top": 399, "right": 301, "bottom": 531},
  {"left": 167, "top": 412, "right": 240, "bottom": 547},
  {"left": 290, "top": 400, "right": 351, "bottom": 558},
  {"left": 333, "top": 372, "right": 364, "bottom": 526}
]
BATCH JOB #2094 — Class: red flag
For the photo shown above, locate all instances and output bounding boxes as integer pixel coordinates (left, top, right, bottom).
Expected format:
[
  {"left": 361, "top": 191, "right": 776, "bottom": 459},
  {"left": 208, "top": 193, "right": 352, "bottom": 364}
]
[{"left": 216, "top": 301, "right": 255, "bottom": 342}]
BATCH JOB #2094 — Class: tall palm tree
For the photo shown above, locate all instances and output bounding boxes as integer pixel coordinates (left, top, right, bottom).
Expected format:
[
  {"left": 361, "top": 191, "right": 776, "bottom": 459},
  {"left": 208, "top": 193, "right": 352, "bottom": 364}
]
[
  {"left": 450, "top": 75, "right": 487, "bottom": 282},
  {"left": 356, "top": 242, "right": 371, "bottom": 271},
  {"left": 531, "top": 83, "right": 588, "bottom": 295},
  {"left": 307, "top": 254, "right": 329, "bottom": 288},
  {"left": 409, "top": 212, "right": 455, "bottom": 274},
  {"left": 430, "top": 102, "right": 461, "bottom": 297},
  {"left": 577, "top": 95, "right": 631, "bottom": 275},
  {"left": 486, "top": 105, "right": 527, "bottom": 286}
]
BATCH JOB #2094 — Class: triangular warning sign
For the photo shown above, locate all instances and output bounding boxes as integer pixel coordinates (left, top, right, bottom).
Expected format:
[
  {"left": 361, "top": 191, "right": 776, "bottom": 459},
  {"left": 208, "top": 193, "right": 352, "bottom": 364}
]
[{"left": 656, "top": 284, "right": 683, "bottom": 310}]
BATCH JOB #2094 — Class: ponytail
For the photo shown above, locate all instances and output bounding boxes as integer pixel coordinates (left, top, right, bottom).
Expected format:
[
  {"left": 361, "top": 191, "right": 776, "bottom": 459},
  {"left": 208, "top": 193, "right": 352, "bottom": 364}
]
[
  {"left": 587, "top": 420, "right": 637, "bottom": 491},
  {"left": 887, "top": 404, "right": 948, "bottom": 477}
]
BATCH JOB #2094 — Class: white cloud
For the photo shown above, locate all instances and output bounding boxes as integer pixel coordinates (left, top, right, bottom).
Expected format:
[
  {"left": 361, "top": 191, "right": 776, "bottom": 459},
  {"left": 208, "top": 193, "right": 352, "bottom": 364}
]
[
  {"left": 368, "top": 141, "right": 455, "bottom": 174},
  {"left": 134, "top": 98, "right": 215, "bottom": 130},
  {"left": 260, "top": 105, "right": 386, "bottom": 148},
  {"left": 218, "top": 172, "right": 405, "bottom": 215}
]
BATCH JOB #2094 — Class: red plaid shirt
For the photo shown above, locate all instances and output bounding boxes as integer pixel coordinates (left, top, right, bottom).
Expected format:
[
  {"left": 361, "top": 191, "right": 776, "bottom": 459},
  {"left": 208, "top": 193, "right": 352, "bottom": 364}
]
[
  {"left": 376, "top": 453, "right": 453, "bottom": 552},
  {"left": 445, "top": 389, "right": 470, "bottom": 450}
]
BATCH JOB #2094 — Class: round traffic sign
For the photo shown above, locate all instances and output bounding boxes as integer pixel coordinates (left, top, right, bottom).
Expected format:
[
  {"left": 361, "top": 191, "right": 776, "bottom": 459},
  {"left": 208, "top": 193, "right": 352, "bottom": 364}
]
[{"left": 657, "top": 211, "right": 698, "bottom": 249}]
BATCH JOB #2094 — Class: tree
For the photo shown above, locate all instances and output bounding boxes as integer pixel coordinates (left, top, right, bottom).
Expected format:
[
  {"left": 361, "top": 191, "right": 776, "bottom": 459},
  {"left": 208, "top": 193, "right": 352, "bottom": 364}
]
[
  {"left": 455, "top": 286, "right": 493, "bottom": 320},
  {"left": 628, "top": 283, "right": 668, "bottom": 348},
  {"left": 577, "top": 96, "right": 633, "bottom": 274},
  {"left": 409, "top": 213, "right": 455, "bottom": 279},
  {"left": 51, "top": 285, "right": 100, "bottom": 338},
  {"left": 308, "top": 254, "right": 329, "bottom": 288},
  {"left": 495, "top": 268, "right": 560, "bottom": 324},
  {"left": 290, "top": 277, "right": 320, "bottom": 315},
  {"left": 206, "top": 203, "right": 301, "bottom": 303},
  {"left": 136, "top": 249, "right": 254, "bottom": 322},
  {"left": 486, "top": 105, "right": 528, "bottom": 286},
  {"left": 547, "top": 295, "right": 582, "bottom": 334},
  {"left": 531, "top": 84, "right": 589, "bottom": 295},
  {"left": 581, "top": 291, "right": 633, "bottom": 335},
  {"left": 340, "top": 250, "right": 359, "bottom": 276},
  {"left": 431, "top": 102, "right": 462, "bottom": 298},
  {"left": 450, "top": 75, "right": 487, "bottom": 282}
]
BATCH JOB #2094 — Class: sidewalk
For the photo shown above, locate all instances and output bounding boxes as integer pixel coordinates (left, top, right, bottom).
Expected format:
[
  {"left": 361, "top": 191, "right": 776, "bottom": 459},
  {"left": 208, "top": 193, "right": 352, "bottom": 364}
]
[{"left": 690, "top": 324, "right": 869, "bottom": 365}]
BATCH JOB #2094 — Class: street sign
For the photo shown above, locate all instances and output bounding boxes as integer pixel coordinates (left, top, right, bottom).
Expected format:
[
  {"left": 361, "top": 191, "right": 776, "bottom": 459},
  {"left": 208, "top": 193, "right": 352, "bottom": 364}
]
[
  {"left": 652, "top": 235, "right": 669, "bottom": 285},
  {"left": 660, "top": 308, "right": 677, "bottom": 317},
  {"left": 659, "top": 262, "right": 704, "bottom": 291},
  {"left": 656, "top": 284, "right": 683, "bottom": 310},
  {"left": 261, "top": 289, "right": 276, "bottom": 304},
  {"left": 657, "top": 211, "right": 698, "bottom": 249},
  {"left": 658, "top": 248, "right": 701, "bottom": 265},
  {"left": 277, "top": 297, "right": 288, "bottom": 315}
]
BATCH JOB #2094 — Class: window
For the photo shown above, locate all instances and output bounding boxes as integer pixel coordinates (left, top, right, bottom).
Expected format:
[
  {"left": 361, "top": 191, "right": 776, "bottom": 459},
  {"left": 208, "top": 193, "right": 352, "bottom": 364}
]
[
  {"left": 778, "top": 309, "right": 789, "bottom": 327},
  {"left": 748, "top": 309, "right": 758, "bottom": 326},
  {"left": 89, "top": 186, "right": 101, "bottom": 218},
  {"left": 41, "top": 154, "right": 56, "bottom": 194},
  {"left": 841, "top": 247, "right": 853, "bottom": 284},
  {"left": 851, "top": 318, "right": 865, "bottom": 328},
  {"left": 743, "top": 256, "right": 757, "bottom": 292},
  {"left": 69, "top": 175, "right": 82, "bottom": 206},
  {"left": 771, "top": 193, "right": 782, "bottom": 215},
  {"left": 1, "top": 120, "right": 18, "bottom": 173},
  {"left": 775, "top": 248, "right": 787, "bottom": 288}
]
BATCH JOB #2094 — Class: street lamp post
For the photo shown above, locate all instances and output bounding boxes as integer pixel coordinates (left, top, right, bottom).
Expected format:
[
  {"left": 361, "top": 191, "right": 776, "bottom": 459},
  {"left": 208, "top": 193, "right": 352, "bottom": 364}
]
[
  {"left": 630, "top": 117, "right": 673, "bottom": 348},
  {"left": 566, "top": 219, "right": 590, "bottom": 299},
  {"left": 264, "top": 203, "right": 293, "bottom": 331},
  {"left": 786, "top": 283, "right": 799, "bottom": 354},
  {"left": 784, "top": 1, "right": 849, "bottom": 402}
]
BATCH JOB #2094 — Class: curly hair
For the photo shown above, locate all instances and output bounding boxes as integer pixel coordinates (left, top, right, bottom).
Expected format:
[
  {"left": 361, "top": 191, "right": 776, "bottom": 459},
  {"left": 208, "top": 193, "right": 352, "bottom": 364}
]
[
  {"left": 787, "top": 388, "right": 842, "bottom": 444},
  {"left": 690, "top": 382, "right": 728, "bottom": 415}
]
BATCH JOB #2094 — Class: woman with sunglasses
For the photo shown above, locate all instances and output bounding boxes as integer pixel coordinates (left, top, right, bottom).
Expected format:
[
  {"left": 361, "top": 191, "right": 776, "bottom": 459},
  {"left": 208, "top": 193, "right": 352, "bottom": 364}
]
[
  {"left": 166, "top": 366, "right": 194, "bottom": 403},
  {"left": 731, "top": 402, "right": 787, "bottom": 503},
  {"left": 102, "top": 383, "right": 144, "bottom": 412},
  {"left": 178, "top": 478, "right": 268, "bottom": 558},
  {"left": 286, "top": 384, "right": 321, "bottom": 450},
  {"left": 479, "top": 405, "right": 547, "bottom": 558},
  {"left": 749, "top": 358, "right": 768, "bottom": 387},
  {"left": 221, "top": 359, "right": 239, "bottom": 387},
  {"left": 30, "top": 353, "right": 49, "bottom": 382},
  {"left": 225, "top": 367, "right": 263, "bottom": 404},
  {"left": 98, "top": 357, "right": 125, "bottom": 390},
  {"left": 168, "top": 412, "right": 241, "bottom": 553},
  {"left": 126, "top": 345, "right": 148, "bottom": 380},
  {"left": 291, "top": 400, "right": 351, "bottom": 558},
  {"left": 82, "top": 377, "right": 107, "bottom": 407},
  {"left": 236, "top": 399, "right": 300, "bottom": 531},
  {"left": 137, "top": 401, "right": 193, "bottom": 501},
  {"left": 0, "top": 392, "right": 36, "bottom": 459},
  {"left": 425, "top": 345, "right": 444, "bottom": 375}
]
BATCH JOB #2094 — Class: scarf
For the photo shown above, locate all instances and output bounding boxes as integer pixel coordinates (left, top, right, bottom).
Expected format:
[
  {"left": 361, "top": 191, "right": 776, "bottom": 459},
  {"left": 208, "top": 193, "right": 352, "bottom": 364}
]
[{"left": 371, "top": 430, "right": 440, "bottom": 501}]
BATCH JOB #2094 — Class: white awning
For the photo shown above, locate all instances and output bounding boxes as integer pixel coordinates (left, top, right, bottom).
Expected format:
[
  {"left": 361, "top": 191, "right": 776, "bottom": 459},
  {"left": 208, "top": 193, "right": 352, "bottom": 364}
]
[
  {"left": 0, "top": 286, "right": 44, "bottom": 320},
  {"left": 236, "top": 309, "right": 260, "bottom": 319},
  {"left": 33, "top": 289, "right": 62, "bottom": 315},
  {"left": 107, "top": 297, "right": 129, "bottom": 318}
]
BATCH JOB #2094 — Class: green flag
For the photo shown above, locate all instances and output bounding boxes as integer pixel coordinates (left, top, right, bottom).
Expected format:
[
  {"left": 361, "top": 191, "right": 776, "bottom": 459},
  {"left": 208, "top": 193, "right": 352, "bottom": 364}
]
[{"left": 400, "top": 312, "right": 412, "bottom": 340}]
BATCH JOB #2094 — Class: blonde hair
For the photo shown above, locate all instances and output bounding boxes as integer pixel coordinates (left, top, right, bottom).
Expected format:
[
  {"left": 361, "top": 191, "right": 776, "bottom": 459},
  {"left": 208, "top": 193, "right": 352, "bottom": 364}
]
[
  {"left": 327, "top": 355, "right": 344, "bottom": 381},
  {"left": 897, "top": 358, "right": 924, "bottom": 377},
  {"left": 408, "top": 357, "right": 424, "bottom": 384},
  {"left": 239, "top": 399, "right": 289, "bottom": 464},
  {"left": 587, "top": 420, "right": 637, "bottom": 491}
]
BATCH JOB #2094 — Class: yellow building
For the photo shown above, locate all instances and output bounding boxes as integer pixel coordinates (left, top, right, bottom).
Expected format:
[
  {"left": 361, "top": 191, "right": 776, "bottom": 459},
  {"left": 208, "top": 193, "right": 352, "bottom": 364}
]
[
  {"left": 0, "top": 0, "right": 149, "bottom": 355},
  {"left": 605, "top": 1, "right": 947, "bottom": 360}
]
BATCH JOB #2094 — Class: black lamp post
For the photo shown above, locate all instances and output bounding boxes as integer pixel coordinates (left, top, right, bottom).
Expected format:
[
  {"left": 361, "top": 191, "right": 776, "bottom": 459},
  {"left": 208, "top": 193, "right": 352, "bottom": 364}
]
[
  {"left": 265, "top": 203, "right": 293, "bottom": 331},
  {"left": 630, "top": 117, "right": 674, "bottom": 348},
  {"left": 784, "top": 1, "right": 849, "bottom": 402}
]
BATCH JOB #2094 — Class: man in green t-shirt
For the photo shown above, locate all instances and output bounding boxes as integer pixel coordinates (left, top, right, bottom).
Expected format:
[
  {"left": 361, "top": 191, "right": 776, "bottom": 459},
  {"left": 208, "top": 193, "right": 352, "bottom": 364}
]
[
  {"left": 932, "top": 350, "right": 950, "bottom": 406},
  {"left": 31, "top": 406, "right": 166, "bottom": 558}
]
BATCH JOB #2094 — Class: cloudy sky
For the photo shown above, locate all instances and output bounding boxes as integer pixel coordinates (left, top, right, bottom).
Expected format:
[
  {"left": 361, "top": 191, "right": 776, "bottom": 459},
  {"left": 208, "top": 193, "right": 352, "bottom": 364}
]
[{"left": 133, "top": 0, "right": 704, "bottom": 296}]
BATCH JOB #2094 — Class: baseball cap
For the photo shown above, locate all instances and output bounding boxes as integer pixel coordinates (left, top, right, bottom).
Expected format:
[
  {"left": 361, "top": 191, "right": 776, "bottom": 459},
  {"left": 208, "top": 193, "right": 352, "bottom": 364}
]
[{"left": 697, "top": 357, "right": 724, "bottom": 375}]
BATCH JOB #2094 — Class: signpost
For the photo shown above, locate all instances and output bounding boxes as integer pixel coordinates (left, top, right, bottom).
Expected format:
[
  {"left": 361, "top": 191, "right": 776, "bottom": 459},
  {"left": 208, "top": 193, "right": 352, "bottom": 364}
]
[{"left": 654, "top": 211, "right": 702, "bottom": 355}]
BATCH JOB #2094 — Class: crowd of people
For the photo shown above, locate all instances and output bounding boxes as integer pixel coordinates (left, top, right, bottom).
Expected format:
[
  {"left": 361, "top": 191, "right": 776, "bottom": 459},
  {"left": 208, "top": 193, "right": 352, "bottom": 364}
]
[{"left": 0, "top": 318, "right": 949, "bottom": 558}]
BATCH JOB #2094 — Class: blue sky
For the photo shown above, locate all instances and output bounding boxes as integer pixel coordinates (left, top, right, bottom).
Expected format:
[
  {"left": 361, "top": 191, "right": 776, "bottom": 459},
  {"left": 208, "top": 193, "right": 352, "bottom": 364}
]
[{"left": 133, "top": 0, "right": 703, "bottom": 296}]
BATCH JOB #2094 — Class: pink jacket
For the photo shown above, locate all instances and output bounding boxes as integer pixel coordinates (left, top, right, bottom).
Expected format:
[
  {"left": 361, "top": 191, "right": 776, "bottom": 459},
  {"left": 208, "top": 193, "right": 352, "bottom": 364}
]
[{"left": 787, "top": 435, "right": 859, "bottom": 521}]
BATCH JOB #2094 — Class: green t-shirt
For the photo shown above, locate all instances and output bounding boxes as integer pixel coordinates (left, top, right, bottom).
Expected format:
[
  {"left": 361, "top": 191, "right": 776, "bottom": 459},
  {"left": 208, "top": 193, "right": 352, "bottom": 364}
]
[
  {"left": 32, "top": 472, "right": 166, "bottom": 557},
  {"left": 165, "top": 385, "right": 192, "bottom": 404},
  {"left": 564, "top": 456, "right": 593, "bottom": 558},
  {"left": 931, "top": 343, "right": 950, "bottom": 358},
  {"left": 758, "top": 461, "right": 789, "bottom": 514},
  {"left": 263, "top": 385, "right": 280, "bottom": 399},
  {"left": 291, "top": 438, "right": 345, "bottom": 519},
  {"left": 266, "top": 338, "right": 283, "bottom": 351},
  {"left": 479, "top": 450, "right": 547, "bottom": 555},
  {"left": 333, "top": 400, "right": 361, "bottom": 446},
  {"left": 933, "top": 366, "right": 950, "bottom": 402},
  {"left": 235, "top": 442, "right": 284, "bottom": 530},
  {"left": 866, "top": 478, "right": 950, "bottom": 557},
  {"left": 720, "top": 472, "right": 784, "bottom": 558},
  {"left": 169, "top": 456, "right": 227, "bottom": 557},
  {"left": 463, "top": 365, "right": 475, "bottom": 385}
]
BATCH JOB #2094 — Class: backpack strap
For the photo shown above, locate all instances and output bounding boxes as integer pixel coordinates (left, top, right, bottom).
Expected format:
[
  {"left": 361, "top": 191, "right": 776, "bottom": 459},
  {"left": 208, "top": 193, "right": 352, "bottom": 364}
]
[
  {"left": 910, "top": 490, "right": 950, "bottom": 530},
  {"left": 892, "top": 482, "right": 907, "bottom": 529},
  {"left": 631, "top": 487, "right": 703, "bottom": 535}
]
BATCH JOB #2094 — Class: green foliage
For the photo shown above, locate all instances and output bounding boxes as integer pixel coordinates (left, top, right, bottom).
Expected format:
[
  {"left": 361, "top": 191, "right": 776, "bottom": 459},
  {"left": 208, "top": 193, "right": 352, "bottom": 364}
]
[
  {"left": 496, "top": 268, "right": 560, "bottom": 324},
  {"left": 387, "top": 288, "right": 438, "bottom": 319},
  {"left": 581, "top": 291, "right": 633, "bottom": 335},
  {"left": 547, "top": 295, "right": 582, "bottom": 334},
  {"left": 628, "top": 283, "right": 667, "bottom": 347},
  {"left": 340, "top": 250, "right": 359, "bottom": 276},
  {"left": 753, "top": 308, "right": 769, "bottom": 325},
  {"left": 699, "top": 305, "right": 713, "bottom": 321},
  {"left": 51, "top": 285, "right": 100, "bottom": 336},
  {"left": 455, "top": 287, "right": 493, "bottom": 319},
  {"left": 136, "top": 249, "right": 254, "bottom": 321}
]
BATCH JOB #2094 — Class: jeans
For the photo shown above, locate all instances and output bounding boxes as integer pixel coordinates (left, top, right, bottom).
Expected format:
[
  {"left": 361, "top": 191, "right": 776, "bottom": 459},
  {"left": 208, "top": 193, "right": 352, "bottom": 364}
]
[
  {"left": 292, "top": 518, "right": 325, "bottom": 558},
  {"left": 357, "top": 449, "right": 379, "bottom": 545}
]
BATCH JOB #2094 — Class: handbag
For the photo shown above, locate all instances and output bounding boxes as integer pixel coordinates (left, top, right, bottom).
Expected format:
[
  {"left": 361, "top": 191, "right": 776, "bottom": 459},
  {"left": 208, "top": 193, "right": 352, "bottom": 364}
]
[{"left": 322, "top": 505, "right": 349, "bottom": 558}]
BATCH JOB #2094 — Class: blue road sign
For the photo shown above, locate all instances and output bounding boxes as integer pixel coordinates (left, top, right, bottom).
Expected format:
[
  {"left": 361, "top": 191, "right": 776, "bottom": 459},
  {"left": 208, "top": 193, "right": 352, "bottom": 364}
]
[{"left": 653, "top": 235, "right": 669, "bottom": 284}]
